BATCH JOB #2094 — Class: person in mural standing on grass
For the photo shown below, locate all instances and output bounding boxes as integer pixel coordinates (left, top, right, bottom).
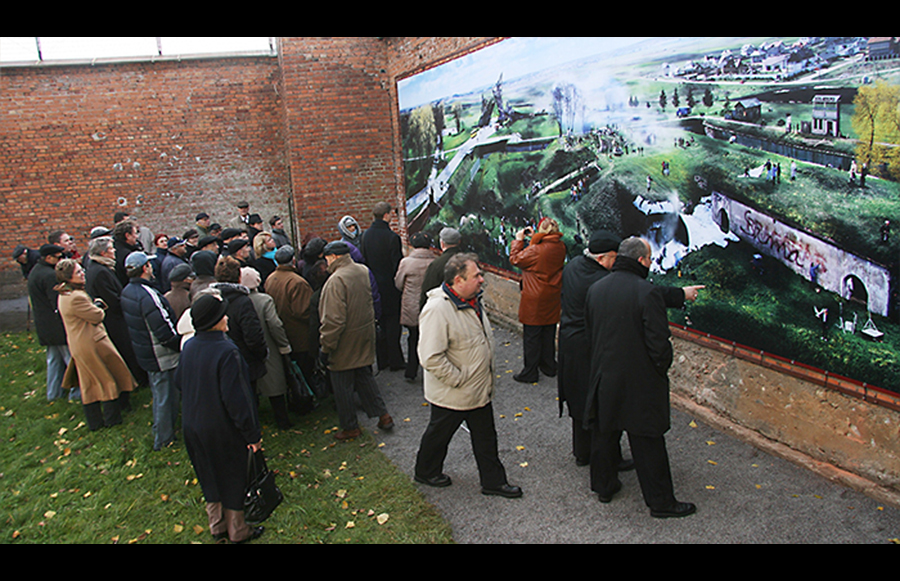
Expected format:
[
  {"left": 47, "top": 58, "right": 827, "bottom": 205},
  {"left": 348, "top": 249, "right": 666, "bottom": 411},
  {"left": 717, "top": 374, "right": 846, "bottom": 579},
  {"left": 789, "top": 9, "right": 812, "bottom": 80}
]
[{"left": 509, "top": 217, "right": 566, "bottom": 384}]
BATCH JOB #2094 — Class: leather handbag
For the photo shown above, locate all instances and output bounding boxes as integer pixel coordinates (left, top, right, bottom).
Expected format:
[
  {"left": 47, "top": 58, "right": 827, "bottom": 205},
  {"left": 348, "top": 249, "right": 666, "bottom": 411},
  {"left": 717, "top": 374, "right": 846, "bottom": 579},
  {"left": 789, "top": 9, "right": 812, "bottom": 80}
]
[{"left": 244, "top": 449, "right": 283, "bottom": 524}]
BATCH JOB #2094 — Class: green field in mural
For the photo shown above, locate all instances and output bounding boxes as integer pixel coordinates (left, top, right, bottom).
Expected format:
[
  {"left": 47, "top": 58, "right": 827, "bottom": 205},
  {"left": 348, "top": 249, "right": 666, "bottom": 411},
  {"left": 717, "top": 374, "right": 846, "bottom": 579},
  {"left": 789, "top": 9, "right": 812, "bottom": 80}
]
[{"left": 398, "top": 37, "right": 900, "bottom": 392}]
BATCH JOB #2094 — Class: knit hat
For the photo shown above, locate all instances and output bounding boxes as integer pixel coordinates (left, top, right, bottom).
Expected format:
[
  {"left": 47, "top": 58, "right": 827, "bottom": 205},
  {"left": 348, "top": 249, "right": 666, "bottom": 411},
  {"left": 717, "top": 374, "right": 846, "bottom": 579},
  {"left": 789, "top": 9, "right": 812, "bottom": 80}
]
[
  {"left": 190, "top": 250, "right": 217, "bottom": 277},
  {"left": 191, "top": 293, "right": 229, "bottom": 332},
  {"left": 588, "top": 230, "right": 622, "bottom": 254},
  {"left": 240, "top": 266, "right": 261, "bottom": 290}
]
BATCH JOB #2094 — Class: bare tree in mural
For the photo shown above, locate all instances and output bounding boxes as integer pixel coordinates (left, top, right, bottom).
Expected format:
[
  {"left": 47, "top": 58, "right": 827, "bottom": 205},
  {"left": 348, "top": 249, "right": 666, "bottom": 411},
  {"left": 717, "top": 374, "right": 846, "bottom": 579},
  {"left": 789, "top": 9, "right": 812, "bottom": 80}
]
[{"left": 552, "top": 83, "right": 582, "bottom": 136}]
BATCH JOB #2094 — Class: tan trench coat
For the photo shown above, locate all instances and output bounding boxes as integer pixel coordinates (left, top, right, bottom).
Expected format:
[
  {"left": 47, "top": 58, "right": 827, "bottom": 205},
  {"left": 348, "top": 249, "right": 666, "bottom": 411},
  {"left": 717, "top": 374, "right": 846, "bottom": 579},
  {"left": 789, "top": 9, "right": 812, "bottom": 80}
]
[{"left": 58, "top": 288, "right": 135, "bottom": 404}]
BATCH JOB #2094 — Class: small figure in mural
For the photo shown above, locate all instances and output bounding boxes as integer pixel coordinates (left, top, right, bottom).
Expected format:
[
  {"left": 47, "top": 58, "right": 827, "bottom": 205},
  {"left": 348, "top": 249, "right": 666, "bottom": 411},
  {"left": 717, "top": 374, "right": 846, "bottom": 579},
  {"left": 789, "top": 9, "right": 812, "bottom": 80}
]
[
  {"left": 859, "top": 162, "right": 868, "bottom": 187},
  {"left": 809, "top": 262, "right": 820, "bottom": 285},
  {"left": 881, "top": 219, "right": 891, "bottom": 244},
  {"left": 814, "top": 306, "right": 829, "bottom": 340},
  {"left": 790, "top": 160, "right": 797, "bottom": 181}
]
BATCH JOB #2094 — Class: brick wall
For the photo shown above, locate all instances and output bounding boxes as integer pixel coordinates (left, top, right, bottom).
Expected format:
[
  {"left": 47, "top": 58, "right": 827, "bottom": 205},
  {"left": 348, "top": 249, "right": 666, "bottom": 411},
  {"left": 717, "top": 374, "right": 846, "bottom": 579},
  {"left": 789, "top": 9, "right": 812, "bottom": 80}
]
[
  {"left": 0, "top": 55, "right": 290, "bottom": 293},
  {"left": 0, "top": 37, "right": 501, "bottom": 295}
]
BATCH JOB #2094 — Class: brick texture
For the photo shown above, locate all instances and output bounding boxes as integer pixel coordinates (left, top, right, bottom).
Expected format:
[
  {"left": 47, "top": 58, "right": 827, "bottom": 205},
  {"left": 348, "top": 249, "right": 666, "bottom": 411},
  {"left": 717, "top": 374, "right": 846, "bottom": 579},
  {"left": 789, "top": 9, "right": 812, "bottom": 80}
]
[{"left": 1, "top": 37, "right": 500, "bottom": 293}]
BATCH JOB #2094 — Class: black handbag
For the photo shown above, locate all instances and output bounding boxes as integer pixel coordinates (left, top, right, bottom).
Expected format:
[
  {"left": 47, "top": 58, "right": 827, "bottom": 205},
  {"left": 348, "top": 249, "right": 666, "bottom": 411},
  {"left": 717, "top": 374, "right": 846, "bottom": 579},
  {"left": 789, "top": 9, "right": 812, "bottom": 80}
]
[{"left": 244, "top": 449, "right": 283, "bottom": 524}]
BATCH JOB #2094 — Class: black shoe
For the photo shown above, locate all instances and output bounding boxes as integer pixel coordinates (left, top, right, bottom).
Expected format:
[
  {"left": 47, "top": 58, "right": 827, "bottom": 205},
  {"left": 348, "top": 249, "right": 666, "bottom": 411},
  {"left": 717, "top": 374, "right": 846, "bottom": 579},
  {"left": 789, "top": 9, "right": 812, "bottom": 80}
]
[
  {"left": 512, "top": 371, "right": 538, "bottom": 384},
  {"left": 540, "top": 366, "right": 557, "bottom": 377},
  {"left": 481, "top": 484, "right": 523, "bottom": 498},
  {"left": 597, "top": 480, "right": 622, "bottom": 503},
  {"left": 415, "top": 473, "right": 452, "bottom": 488},
  {"left": 617, "top": 458, "right": 635, "bottom": 471},
  {"left": 650, "top": 501, "right": 697, "bottom": 519},
  {"left": 575, "top": 457, "right": 590, "bottom": 467},
  {"left": 234, "top": 526, "right": 265, "bottom": 543}
]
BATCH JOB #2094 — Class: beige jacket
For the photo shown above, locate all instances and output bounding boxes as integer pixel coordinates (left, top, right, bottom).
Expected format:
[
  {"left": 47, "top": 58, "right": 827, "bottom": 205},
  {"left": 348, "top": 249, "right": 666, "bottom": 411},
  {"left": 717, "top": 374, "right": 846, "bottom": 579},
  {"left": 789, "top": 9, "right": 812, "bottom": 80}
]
[
  {"left": 318, "top": 253, "right": 376, "bottom": 371},
  {"left": 417, "top": 285, "right": 495, "bottom": 411},
  {"left": 394, "top": 248, "right": 435, "bottom": 327}
]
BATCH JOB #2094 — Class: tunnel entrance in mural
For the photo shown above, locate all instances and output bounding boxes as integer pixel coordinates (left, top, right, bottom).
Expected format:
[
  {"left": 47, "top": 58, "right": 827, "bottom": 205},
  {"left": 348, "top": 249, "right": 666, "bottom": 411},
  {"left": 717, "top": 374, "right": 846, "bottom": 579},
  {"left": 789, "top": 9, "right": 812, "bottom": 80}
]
[{"left": 843, "top": 274, "right": 868, "bottom": 307}]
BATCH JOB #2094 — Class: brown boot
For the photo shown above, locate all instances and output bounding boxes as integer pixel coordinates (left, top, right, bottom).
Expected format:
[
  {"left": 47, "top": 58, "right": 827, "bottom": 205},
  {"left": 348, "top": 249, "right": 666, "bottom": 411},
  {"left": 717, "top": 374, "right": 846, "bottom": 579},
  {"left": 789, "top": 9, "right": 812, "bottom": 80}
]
[
  {"left": 377, "top": 414, "right": 394, "bottom": 431},
  {"left": 334, "top": 428, "right": 361, "bottom": 441}
]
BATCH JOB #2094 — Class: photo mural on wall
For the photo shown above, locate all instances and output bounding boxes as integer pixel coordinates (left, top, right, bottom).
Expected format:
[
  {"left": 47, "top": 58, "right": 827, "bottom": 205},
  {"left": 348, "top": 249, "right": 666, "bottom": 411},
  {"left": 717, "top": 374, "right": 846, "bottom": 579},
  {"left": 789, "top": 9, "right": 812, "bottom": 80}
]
[{"left": 398, "top": 37, "right": 900, "bottom": 392}]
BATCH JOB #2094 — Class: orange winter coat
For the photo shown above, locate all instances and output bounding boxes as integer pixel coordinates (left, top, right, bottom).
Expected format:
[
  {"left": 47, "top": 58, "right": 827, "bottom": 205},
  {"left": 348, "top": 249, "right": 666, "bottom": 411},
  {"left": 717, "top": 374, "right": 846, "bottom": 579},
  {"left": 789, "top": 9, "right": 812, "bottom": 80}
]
[{"left": 509, "top": 232, "right": 566, "bottom": 326}]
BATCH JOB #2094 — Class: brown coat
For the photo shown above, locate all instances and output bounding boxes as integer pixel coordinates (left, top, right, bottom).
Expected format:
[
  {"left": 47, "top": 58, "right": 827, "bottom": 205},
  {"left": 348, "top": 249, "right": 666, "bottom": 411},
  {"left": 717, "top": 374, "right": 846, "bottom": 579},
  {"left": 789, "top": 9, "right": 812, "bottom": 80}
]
[
  {"left": 318, "top": 254, "right": 376, "bottom": 371},
  {"left": 58, "top": 288, "right": 135, "bottom": 404},
  {"left": 509, "top": 232, "right": 566, "bottom": 326},
  {"left": 265, "top": 264, "right": 313, "bottom": 354}
]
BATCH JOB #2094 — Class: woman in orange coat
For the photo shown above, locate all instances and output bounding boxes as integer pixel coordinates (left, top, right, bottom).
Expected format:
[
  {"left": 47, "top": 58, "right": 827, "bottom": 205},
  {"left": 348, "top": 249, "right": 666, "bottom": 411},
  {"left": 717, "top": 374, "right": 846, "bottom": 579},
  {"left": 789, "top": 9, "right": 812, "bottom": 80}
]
[
  {"left": 56, "top": 259, "right": 135, "bottom": 430},
  {"left": 509, "top": 217, "right": 567, "bottom": 384}
]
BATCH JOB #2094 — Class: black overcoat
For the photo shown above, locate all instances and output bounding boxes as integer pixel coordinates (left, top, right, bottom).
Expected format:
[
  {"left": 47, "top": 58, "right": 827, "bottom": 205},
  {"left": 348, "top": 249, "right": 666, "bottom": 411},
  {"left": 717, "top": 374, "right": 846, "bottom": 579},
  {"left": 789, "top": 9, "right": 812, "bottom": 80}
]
[
  {"left": 557, "top": 254, "right": 610, "bottom": 420},
  {"left": 85, "top": 258, "right": 143, "bottom": 382},
  {"left": 27, "top": 260, "right": 67, "bottom": 346},
  {"left": 175, "top": 331, "right": 262, "bottom": 510},
  {"left": 360, "top": 219, "right": 403, "bottom": 317},
  {"left": 583, "top": 256, "right": 674, "bottom": 437},
  {"left": 212, "top": 283, "right": 269, "bottom": 383}
]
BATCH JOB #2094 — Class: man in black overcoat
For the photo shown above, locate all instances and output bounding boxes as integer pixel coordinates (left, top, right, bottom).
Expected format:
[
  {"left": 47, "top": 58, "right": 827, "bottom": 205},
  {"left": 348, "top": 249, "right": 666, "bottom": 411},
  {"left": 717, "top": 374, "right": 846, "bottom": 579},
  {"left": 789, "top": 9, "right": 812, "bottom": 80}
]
[
  {"left": 584, "top": 237, "right": 696, "bottom": 519},
  {"left": 359, "top": 201, "right": 405, "bottom": 371}
]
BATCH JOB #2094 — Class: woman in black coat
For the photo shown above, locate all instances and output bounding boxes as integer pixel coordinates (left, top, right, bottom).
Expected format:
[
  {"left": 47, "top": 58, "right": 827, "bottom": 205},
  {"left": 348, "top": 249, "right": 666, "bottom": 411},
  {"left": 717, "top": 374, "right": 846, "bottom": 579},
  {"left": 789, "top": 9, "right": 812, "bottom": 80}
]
[
  {"left": 211, "top": 256, "right": 269, "bottom": 387},
  {"left": 85, "top": 236, "right": 146, "bottom": 390},
  {"left": 175, "top": 293, "right": 264, "bottom": 543}
]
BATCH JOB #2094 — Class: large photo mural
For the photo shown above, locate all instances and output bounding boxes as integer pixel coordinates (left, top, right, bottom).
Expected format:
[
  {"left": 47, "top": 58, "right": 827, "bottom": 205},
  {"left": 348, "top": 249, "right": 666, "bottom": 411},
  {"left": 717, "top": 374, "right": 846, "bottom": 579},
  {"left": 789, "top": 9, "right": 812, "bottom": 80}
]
[{"left": 398, "top": 37, "right": 900, "bottom": 393}]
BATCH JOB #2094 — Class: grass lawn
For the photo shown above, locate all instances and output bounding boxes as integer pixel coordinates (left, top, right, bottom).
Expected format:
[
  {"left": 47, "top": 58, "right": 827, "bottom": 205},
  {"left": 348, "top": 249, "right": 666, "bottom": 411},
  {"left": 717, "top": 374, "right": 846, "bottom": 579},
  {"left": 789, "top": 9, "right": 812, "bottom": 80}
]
[{"left": 0, "top": 331, "right": 453, "bottom": 544}]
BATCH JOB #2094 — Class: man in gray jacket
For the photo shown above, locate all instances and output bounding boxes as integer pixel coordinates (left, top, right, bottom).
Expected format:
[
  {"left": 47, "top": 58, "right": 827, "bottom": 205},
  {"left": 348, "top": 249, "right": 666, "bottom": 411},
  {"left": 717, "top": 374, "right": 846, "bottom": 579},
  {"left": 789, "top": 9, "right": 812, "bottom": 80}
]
[{"left": 414, "top": 253, "right": 522, "bottom": 498}]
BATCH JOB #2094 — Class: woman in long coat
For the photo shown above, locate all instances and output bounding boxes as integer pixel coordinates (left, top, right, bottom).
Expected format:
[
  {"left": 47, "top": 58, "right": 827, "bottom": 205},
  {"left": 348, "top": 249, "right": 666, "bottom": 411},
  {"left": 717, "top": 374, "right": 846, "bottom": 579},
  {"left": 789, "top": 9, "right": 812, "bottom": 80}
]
[
  {"left": 55, "top": 259, "right": 135, "bottom": 431},
  {"left": 175, "top": 293, "right": 264, "bottom": 543},
  {"left": 242, "top": 266, "right": 294, "bottom": 429},
  {"left": 509, "top": 217, "right": 567, "bottom": 384},
  {"left": 84, "top": 236, "right": 146, "bottom": 390},
  {"left": 394, "top": 232, "right": 434, "bottom": 381}
]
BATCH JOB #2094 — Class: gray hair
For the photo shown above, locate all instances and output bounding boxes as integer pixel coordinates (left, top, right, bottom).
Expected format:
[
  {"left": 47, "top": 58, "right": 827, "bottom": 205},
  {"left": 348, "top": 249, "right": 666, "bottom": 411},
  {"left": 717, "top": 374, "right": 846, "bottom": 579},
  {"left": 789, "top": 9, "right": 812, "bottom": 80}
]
[
  {"left": 444, "top": 252, "right": 479, "bottom": 286},
  {"left": 618, "top": 237, "right": 650, "bottom": 261},
  {"left": 88, "top": 236, "right": 114, "bottom": 257}
]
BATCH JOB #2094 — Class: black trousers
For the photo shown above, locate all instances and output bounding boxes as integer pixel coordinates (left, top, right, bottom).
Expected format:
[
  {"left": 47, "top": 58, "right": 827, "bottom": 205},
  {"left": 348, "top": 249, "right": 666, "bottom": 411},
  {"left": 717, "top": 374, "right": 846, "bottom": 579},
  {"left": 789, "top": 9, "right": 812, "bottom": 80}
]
[
  {"left": 404, "top": 325, "right": 420, "bottom": 380},
  {"left": 591, "top": 429, "right": 676, "bottom": 510},
  {"left": 573, "top": 418, "right": 592, "bottom": 464},
  {"left": 376, "top": 314, "right": 405, "bottom": 371},
  {"left": 519, "top": 324, "right": 557, "bottom": 380},
  {"left": 415, "top": 402, "right": 508, "bottom": 489}
]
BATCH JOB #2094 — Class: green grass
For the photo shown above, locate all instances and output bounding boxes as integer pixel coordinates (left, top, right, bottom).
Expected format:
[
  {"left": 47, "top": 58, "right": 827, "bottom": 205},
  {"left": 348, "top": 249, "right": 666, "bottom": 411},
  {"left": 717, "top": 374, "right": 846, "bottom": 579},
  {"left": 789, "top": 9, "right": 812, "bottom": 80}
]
[{"left": 0, "top": 332, "right": 453, "bottom": 544}]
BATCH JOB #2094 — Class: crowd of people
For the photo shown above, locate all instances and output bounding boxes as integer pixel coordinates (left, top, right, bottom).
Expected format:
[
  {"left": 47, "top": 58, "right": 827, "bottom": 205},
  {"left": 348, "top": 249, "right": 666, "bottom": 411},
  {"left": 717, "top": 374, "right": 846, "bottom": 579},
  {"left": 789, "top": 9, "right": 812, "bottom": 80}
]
[{"left": 13, "top": 197, "right": 707, "bottom": 541}]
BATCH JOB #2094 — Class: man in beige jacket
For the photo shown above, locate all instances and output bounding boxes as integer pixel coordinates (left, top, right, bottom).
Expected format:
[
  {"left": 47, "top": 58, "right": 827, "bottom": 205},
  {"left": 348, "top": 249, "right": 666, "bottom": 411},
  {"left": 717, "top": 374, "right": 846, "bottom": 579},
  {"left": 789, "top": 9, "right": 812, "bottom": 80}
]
[
  {"left": 414, "top": 253, "right": 522, "bottom": 498},
  {"left": 319, "top": 241, "right": 393, "bottom": 440}
]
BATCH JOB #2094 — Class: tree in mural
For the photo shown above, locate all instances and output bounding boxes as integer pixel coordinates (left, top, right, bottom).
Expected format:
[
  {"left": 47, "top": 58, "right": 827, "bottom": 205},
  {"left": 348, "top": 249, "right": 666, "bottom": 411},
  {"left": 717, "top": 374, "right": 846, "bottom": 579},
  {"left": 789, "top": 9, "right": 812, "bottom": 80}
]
[
  {"left": 852, "top": 80, "right": 900, "bottom": 180},
  {"left": 403, "top": 104, "right": 439, "bottom": 196},
  {"left": 551, "top": 83, "right": 582, "bottom": 136}
]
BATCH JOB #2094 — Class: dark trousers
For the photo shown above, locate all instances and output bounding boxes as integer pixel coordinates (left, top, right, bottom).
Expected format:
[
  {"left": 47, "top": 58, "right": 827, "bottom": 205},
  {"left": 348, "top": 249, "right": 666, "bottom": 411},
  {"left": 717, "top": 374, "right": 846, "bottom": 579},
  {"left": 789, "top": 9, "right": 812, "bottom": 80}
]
[
  {"left": 376, "top": 314, "right": 405, "bottom": 371},
  {"left": 591, "top": 429, "right": 676, "bottom": 510},
  {"left": 404, "top": 325, "right": 420, "bottom": 380},
  {"left": 83, "top": 399, "right": 122, "bottom": 431},
  {"left": 573, "top": 418, "right": 592, "bottom": 464},
  {"left": 415, "top": 402, "right": 508, "bottom": 489},
  {"left": 330, "top": 366, "right": 388, "bottom": 431},
  {"left": 519, "top": 324, "right": 557, "bottom": 380}
]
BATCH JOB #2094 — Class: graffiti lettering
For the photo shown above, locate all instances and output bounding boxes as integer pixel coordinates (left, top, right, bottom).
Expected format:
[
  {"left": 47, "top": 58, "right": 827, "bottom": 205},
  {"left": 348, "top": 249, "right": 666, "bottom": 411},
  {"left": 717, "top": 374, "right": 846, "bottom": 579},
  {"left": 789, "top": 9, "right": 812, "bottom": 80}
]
[{"left": 740, "top": 211, "right": 806, "bottom": 268}]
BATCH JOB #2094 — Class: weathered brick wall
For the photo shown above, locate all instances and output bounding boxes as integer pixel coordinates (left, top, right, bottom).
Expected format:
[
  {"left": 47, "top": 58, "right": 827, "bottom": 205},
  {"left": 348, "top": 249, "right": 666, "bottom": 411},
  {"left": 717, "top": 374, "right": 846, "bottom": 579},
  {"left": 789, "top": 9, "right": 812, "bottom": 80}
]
[{"left": 0, "top": 56, "right": 290, "bottom": 294}]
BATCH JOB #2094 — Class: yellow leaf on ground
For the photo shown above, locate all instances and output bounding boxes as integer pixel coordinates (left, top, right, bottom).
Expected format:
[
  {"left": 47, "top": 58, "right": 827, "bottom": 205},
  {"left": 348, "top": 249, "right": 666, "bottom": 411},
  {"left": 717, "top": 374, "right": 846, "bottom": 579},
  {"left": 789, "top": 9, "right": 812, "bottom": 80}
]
[
  {"left": 376, "top": 513, "right": 389, "bottom": 525},
  {"left": 705, "top": 485, "right": 715, "bottom": 490},
  {"left": 173, "top": 524, "right": 184, "bottom": 533},
  {"left": 44, "top": 510, "right": 56, "bottom": 519},
  {"left": 516, "top": 446, "right": 525, "bottom": 451},
  {"left": 345, "top": 521, "right": 355, "bottom": 529},
  {"left": 708, "top": 460, "right": 718, "bottom": 465},
  {"left": 192, "top": 525, "right": 205, "bottom": 535},
  {"left": 519, "top": 462, "right": 528, "bottom": 467},
  {"left": 689, "top": 420, "right": 698, "bottom": 428}
]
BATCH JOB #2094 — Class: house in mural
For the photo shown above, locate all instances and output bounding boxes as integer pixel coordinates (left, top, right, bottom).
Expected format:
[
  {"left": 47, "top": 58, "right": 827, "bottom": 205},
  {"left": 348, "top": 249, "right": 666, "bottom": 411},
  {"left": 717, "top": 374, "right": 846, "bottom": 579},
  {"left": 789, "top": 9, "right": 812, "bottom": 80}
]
[
  {"left": 732, "top": 98, "right": 761, "bottom": 122},
  {"left": 811, "top": 94, "right": 841, "bottom": 137}
]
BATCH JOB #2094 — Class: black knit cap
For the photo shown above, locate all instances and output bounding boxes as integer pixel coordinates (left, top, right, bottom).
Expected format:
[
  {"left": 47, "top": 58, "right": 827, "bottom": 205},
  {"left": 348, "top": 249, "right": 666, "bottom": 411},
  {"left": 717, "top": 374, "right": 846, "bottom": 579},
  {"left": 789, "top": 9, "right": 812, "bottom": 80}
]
[
  {"left": 191, "top": 293, "right": 229, "bottom": 332},
  {"left": 588, "top": 230, "right": 622, "bottom": 254}
]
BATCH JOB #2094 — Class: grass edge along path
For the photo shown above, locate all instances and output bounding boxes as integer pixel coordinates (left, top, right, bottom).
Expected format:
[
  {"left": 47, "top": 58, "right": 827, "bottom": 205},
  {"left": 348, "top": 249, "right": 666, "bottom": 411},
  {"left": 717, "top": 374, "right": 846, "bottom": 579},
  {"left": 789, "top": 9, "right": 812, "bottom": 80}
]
[{"left": 0, "top": 330, "right": 454, "bottom": 544}]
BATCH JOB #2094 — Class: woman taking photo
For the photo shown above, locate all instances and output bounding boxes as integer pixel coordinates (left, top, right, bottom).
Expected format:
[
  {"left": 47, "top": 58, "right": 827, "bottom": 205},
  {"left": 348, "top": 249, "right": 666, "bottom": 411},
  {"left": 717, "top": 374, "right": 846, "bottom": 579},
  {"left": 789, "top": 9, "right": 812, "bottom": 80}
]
[
  {"left": 509, "top": 217, "right": 567, "bottom": 384},
  {"left": 55, "top": 258, "right": 135, "bottom": 430}
]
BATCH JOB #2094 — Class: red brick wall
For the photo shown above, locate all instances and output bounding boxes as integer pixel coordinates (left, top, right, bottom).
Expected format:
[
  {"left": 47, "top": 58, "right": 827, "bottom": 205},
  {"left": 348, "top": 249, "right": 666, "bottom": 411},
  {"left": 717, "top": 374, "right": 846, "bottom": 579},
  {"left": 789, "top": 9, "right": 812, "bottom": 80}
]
[
  {"left": 1, "top": 37, "right": 502, "bottom": 294},
  {"left": 0, "top": 56, "right": 290, "bottom": 291}
]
